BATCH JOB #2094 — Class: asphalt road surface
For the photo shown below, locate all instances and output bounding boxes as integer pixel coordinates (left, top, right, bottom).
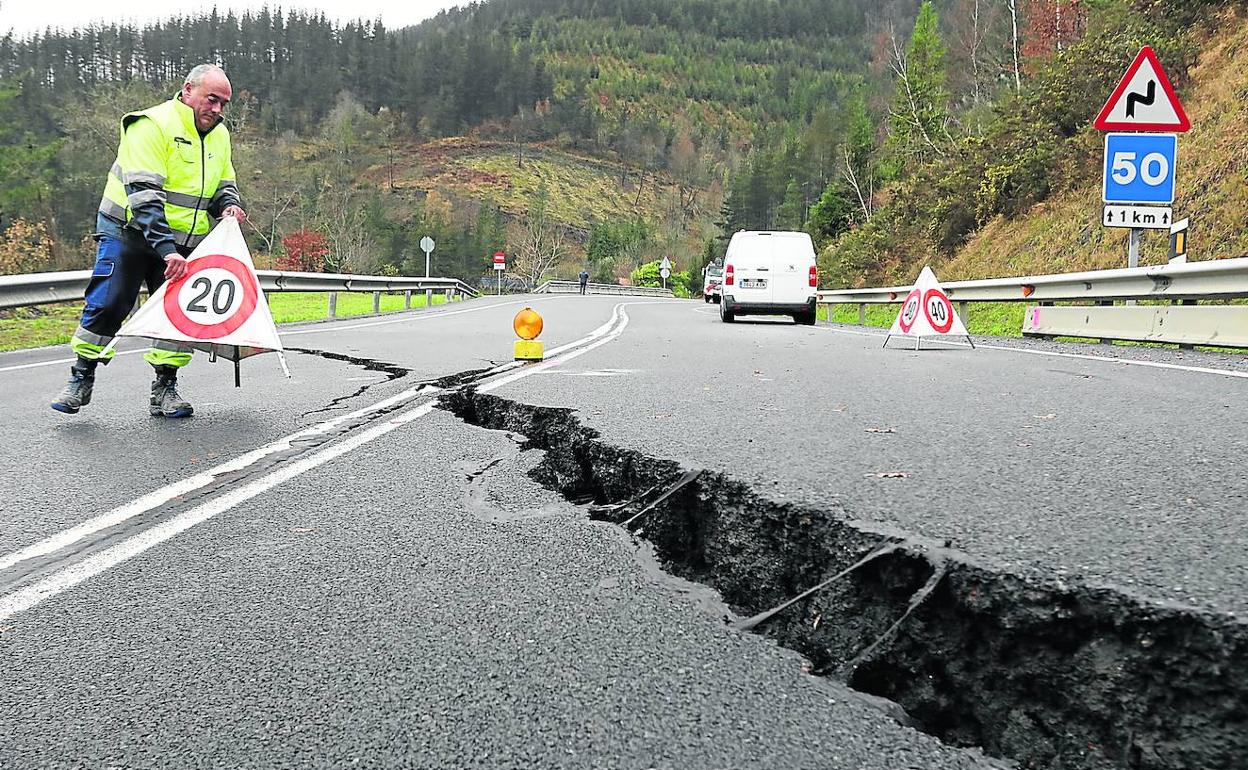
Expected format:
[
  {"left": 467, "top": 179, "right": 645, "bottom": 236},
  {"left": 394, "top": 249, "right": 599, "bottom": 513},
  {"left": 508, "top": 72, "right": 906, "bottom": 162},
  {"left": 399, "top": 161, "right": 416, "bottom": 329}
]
[{"left": 3, "top": 293, "right": 1245, "bottom": 768}]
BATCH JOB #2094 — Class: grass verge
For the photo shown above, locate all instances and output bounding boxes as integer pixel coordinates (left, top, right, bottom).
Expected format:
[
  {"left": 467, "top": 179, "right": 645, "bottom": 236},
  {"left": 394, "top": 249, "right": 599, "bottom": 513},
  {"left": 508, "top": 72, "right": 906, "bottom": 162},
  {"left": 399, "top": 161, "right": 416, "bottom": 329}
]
[{"left": 823, "top": 301, "right": 1027, "bottom": 337}]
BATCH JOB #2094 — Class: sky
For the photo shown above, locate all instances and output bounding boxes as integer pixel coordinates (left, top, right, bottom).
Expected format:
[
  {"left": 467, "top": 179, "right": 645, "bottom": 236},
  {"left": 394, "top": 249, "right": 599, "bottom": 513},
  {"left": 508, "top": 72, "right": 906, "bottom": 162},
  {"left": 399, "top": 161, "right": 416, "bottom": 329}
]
[{"left": 1, "top": 0, "right": 470, "bottom": 38}]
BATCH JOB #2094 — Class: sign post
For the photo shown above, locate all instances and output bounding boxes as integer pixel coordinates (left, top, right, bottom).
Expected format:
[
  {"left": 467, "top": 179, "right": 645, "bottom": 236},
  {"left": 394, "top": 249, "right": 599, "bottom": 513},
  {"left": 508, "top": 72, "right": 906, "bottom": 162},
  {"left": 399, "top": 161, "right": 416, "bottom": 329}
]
[
  {"left": 420, "top": 236, "right": 436, "bottom": 278},
  {"left": 1095, "top": 46, "right": 1190, "bottom": 277},
  {"left": 659, "top": 256, "right": 672, "bottom": 291},
  {"left": 493, "top": 251, "right": 506, "bottom": 296}
]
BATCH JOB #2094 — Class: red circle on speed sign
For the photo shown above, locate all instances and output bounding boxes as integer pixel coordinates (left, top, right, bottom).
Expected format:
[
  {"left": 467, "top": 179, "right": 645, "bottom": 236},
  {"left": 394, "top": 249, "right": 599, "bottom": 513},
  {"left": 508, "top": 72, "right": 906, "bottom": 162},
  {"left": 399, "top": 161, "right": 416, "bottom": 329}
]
[
  {"left": 163, "top": 254, "right": 259, "bottom": 339},
  {"left": 923, "top": 288, "right": 955, "bottom": 334},
  {"left": 898, "top": 289, "right": 921, "bottom": 334}
]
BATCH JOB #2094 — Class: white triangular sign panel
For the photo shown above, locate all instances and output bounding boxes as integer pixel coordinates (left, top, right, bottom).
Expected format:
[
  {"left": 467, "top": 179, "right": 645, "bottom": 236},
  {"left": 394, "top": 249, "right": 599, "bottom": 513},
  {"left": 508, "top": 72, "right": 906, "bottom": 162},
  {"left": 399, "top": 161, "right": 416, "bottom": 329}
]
[
  {"left": 1094, "top": 46, "right": 1190, "bottom": 132},
  {"left": 114, "top": 217, "right": 285, "bottom": 364},
  {"left": 886, "top": 266, "right": 970, "bottom": 344}
]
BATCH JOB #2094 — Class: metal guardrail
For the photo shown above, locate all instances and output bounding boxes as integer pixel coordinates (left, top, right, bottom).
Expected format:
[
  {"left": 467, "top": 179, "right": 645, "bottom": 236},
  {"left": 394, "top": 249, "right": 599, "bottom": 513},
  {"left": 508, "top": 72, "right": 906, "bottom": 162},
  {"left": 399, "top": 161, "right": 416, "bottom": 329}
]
[
  {"left": 817, "top": 257, "right": 1248, "bottom": 305},
  {"left": 816, "top": 258, "right": 1248, "bottom": 349},
  {"left": 534, "top": 280, "right": 674, "bottom": 297},
  {"left": 0, "top": 269, "right": 480, "bottom": 311}
]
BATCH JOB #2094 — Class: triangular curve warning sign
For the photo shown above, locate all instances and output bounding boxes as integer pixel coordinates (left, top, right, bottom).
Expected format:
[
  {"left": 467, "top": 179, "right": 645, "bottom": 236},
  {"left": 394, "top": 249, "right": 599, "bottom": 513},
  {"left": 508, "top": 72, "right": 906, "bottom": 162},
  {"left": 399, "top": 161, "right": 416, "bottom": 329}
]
[
  {"left": 883, "top": 266, "right": 972, "bottom": 350},
  {"left": 109, "top": 217, "right": 289, "bottom": 375},
  {"left": 1094, "top": 45, "right": 1190, "bottom": 132}
]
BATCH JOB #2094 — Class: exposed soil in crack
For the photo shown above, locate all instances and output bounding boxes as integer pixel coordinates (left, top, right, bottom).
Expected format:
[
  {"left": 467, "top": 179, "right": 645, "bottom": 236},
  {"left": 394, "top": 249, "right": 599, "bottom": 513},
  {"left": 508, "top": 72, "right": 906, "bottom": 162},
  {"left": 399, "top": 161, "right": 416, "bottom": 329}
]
[{"left": 439, "top": 387, "right": 1248, "bottom": 770}]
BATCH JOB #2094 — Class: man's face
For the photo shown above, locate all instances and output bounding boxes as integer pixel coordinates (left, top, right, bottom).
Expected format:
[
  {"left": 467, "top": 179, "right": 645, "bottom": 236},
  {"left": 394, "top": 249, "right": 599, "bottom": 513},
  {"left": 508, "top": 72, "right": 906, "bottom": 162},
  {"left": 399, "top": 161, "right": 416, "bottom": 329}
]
[{"left": 181, "top": 72, "right": 232, "bottom": 133}]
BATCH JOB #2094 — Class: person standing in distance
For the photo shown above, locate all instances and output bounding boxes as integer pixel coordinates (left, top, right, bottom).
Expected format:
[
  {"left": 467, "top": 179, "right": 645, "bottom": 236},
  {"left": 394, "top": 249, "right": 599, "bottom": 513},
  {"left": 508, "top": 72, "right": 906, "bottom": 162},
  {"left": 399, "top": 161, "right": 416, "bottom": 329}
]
[
  {"left": 51, "top": 64, "right": 247, "bottom": 418},
  {"left": 578, "top": 268, "right": 589, "bottom": 295}
]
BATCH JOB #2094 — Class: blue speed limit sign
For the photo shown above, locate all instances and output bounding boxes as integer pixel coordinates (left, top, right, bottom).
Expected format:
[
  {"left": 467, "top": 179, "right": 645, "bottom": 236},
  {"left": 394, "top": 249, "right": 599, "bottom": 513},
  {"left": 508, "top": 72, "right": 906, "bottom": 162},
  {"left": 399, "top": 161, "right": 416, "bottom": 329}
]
[{"left": 1103, "top": 133, "right": 1177, "bottom": 204}]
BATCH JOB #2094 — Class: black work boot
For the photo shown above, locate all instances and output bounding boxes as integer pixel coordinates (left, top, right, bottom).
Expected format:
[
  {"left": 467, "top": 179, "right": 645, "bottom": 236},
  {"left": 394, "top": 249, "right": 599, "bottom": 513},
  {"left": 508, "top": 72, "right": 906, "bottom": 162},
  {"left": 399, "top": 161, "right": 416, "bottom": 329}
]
[
  {"left": 150, "top": 365, "right": 193, "bottom": 418},
  {"left": 50, "top": 358, "right": 98, "bottom": 414}
]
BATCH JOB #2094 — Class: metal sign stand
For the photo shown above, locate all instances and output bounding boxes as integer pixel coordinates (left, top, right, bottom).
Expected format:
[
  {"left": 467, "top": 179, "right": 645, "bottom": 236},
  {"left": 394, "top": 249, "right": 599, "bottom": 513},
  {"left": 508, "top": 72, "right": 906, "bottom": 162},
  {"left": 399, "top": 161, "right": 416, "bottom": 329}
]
[{"left": 420, "top": 235, "right": 436, "bottom": 278}]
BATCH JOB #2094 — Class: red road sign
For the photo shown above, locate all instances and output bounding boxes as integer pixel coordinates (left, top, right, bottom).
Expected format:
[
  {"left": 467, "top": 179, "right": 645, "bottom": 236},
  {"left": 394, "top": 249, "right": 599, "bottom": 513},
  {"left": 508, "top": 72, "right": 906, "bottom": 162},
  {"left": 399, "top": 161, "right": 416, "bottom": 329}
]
[
  {"left": 923, "top": 288, "right": 955, "bottom": 334},
  {"left": 898, "top": 289, "right": 921, "bottom": 334},
  {"left": 1094, "top": 46, "right": 1190, "bottom": 132},
  {"left": 163, "top": 254, "right": 259, "bottom": 339}
]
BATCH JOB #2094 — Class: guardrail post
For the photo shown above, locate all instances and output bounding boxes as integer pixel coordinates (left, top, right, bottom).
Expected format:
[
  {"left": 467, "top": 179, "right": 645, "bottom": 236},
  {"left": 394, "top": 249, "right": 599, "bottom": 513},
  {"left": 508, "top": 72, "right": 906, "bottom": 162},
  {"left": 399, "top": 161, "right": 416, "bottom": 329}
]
[
  {"left": 858, "top": 303, "right": 866, "bottom": 326},
  {"left": 328, "top": 292, "right": 338, "bottom": 319},
  {"left": 959, "top": 301, "right": 968, "bottom": 322},
  {"left": 1179, "top": 298, "right": 1198, "bottom": 350},
  {"left": 445, "top": 288, "right": 453, "bottom": 304},
  {"left": 404, "top": 290, "right": 412, "bottom": 310},
  {"left": 372, "top": 291, "right": 381, "bottom": 314},
  {"left": 1097, "top": 300, "right": 1113, "bottom": 344},
  {"left": 425, "top": 288, "right": 433, "bottom": 308}
]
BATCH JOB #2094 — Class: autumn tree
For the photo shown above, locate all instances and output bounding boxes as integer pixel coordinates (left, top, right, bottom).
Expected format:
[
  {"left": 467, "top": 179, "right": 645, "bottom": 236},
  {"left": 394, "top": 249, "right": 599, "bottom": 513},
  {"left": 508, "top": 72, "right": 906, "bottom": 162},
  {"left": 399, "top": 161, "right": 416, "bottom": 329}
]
[
  {"left": 0, "top": 218, "right": 54, "bottom": 274},
  {"left": 1022, "top": 0, "right": 1088, "bottom": 69},
  {"left": 276, "top": 229, "right": 329, "bottom": 272},
  {"left": 667, "top": 128, "right": 705, "bottom": 222}
]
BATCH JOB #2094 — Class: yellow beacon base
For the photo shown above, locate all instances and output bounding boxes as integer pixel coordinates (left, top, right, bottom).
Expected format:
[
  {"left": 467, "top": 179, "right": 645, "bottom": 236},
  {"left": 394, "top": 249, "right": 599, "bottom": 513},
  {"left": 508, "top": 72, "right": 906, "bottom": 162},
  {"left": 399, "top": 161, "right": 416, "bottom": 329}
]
[{"left": 514, "top": 339, "right": 545, "bottom": 361}]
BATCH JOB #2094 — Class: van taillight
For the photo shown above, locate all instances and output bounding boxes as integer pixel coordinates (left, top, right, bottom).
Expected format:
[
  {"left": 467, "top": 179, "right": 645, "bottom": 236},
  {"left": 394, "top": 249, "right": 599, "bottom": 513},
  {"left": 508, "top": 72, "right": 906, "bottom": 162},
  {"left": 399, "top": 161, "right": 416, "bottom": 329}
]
[
  {"left": 725, "top": 264, "right": 734, "bottom": 286},
  {"left": 808, "top": 265, "right": 818, "bottom": 288}
]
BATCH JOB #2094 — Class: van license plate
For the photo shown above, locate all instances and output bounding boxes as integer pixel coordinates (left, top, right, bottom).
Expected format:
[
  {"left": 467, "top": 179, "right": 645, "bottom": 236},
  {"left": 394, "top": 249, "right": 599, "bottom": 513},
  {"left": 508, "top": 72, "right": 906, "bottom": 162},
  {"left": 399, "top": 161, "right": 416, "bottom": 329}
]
[{"left": 741, "top": 279, "right": 767, "bottom": 289}]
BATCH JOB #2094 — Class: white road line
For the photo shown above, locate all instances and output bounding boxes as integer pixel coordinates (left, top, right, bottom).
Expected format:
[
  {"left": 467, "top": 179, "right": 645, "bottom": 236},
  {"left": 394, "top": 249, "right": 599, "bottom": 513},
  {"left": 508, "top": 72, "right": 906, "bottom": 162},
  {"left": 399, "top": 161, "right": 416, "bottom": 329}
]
[
  {"left": 0, "top": 304, "right": 636, "bottom": 618},
  {"left": 0, "top": 383, "right": 436, "bottom": 573},
  {"left": 0, "top": 401, "right": 438, "bottom": 620},
  {"left": 816, "top": 325, "right": 1248, "bottom": 380},
  {"left": 0, "top": 349, "right": 146, "bottom": 373}
]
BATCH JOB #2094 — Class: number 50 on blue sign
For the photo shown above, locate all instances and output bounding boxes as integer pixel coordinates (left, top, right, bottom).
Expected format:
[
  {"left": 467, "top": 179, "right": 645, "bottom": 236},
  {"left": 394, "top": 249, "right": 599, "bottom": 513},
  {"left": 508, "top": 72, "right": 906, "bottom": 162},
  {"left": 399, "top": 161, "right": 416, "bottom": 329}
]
[{"left": 1103, "top": 133, "right": 1177, "bottom": 205}]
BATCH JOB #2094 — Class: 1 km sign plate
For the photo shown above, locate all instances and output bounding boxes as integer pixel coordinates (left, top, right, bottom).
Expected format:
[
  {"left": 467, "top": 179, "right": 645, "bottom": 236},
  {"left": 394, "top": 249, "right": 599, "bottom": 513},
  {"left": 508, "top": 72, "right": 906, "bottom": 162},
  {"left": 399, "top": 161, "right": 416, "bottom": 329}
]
[{"left": 1103, "top": 205, "right": 1173, "bottom": 230}]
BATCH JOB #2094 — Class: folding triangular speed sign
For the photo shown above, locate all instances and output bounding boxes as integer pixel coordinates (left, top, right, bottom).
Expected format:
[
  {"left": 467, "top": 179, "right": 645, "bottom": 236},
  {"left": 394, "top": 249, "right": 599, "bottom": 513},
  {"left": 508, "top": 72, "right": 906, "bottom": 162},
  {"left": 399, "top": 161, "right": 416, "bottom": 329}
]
[
  {"left": 1094, "top": 45, "right": 1190, "bottom": 132},
  {"left": 111, "top": 217, "right": 289, "bottom": 375},
  {"left": 884, "top": 266, "right": 972, "bottom": 349}
]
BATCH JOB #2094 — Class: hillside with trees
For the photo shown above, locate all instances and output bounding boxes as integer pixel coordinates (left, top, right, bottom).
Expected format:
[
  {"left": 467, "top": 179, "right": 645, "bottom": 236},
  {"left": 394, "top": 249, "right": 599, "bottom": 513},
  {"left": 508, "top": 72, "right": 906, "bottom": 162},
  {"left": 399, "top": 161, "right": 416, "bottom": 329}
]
[
  {"left": 1, "top": 0, "right": 1245, "bottom": 294},
  {"left": 719, "top": 0, "right": 1246, "bottom": 287}
]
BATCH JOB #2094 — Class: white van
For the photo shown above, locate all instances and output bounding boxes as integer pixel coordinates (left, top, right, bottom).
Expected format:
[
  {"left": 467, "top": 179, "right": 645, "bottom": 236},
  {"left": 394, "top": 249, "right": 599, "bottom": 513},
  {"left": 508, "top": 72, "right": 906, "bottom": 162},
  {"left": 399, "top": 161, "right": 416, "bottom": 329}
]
[{"left": 719, "top": 231, "right": 818, "bottom": 324}]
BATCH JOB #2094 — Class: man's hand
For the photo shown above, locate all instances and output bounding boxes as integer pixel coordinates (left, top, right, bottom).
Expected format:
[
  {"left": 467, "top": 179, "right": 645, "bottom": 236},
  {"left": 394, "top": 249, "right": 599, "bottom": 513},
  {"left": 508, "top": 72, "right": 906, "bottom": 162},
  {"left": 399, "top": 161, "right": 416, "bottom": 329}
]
[
  {"left": 222, "top": 205, "right": 248, "bottom": 224},
  {"left": 164, "top": 255, "right": 190, "bottom": 282}
]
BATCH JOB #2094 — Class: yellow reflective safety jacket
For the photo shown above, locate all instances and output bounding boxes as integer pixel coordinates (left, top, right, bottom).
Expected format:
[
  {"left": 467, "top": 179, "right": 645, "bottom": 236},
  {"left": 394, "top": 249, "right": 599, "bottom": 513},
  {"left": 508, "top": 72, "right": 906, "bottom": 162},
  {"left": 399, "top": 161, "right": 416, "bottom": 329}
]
[{"left": 98, "top": 96, "right": 239, "bottom": 258}]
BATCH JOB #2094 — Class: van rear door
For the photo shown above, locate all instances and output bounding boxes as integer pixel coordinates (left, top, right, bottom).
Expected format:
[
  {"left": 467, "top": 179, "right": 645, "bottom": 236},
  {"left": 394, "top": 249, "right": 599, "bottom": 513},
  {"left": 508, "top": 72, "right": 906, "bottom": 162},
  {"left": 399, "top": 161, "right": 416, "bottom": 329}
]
[
  {"left": 730, "top": 234, "right": 775, "bottom": 304},
  {"left": 770, "top": 235, "right": 813, "bottom": 304}
]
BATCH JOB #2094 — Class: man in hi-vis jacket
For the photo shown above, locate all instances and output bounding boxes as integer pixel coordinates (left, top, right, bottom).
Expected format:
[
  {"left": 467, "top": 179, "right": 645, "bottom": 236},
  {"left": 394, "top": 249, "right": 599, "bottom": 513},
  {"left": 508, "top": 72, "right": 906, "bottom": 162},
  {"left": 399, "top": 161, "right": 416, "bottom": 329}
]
[{"left": 52, "top": 64, "right": 247, "bottom": 418}]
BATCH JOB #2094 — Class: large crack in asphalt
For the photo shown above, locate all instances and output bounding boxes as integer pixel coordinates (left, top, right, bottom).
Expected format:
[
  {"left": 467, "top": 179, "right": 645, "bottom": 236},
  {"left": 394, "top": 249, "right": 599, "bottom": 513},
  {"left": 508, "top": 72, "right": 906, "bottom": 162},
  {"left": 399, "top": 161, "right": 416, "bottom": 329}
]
[{"left": 439, "top": 388, "right": 1248, "bottom": 770}]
